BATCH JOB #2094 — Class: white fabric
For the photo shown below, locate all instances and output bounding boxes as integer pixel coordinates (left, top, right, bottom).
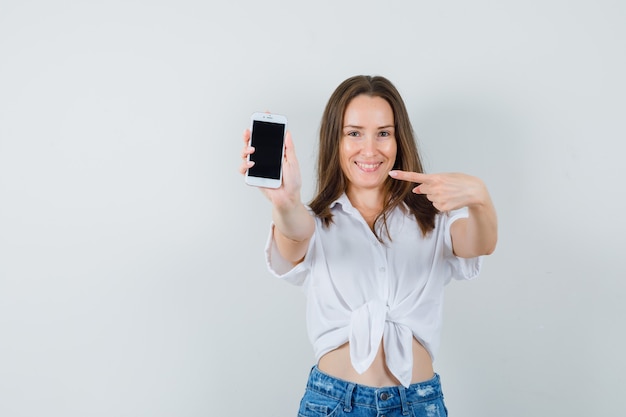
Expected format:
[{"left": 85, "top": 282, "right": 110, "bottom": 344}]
[{"left": 265, "top": 193, "right": 482, "bottom": 387}]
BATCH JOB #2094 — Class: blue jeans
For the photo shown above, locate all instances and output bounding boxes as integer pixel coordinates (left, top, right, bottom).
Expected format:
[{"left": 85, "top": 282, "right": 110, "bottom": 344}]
[{"left": 298, "top": 366, "right": 448, "bottom": 417}]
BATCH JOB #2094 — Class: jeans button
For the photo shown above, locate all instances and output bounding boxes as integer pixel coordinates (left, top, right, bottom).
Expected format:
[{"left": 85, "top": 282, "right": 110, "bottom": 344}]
[{"left": 380, "top": 392, "right": 389, "bottom": 400}]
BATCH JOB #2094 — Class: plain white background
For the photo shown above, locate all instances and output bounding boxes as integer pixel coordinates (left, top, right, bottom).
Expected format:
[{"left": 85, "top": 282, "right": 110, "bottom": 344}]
[{"left": 1, "top": 1, "right": 624, "bottom": 416}]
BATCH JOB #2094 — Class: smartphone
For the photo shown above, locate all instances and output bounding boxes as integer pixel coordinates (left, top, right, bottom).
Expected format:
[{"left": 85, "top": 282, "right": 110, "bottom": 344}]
[{"left": 245, "top": 112, "right": 287, "bottom": 189}]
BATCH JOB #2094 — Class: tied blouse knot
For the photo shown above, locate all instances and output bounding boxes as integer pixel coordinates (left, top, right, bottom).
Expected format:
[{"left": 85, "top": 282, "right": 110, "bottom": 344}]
[{"left": 349, "top": 298, "right": 415, "bottom": 387}]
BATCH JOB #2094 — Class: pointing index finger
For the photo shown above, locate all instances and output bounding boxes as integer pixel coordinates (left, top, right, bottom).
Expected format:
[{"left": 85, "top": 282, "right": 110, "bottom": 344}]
[{"left": 389, "top": 170, "right": 430, "bottom": 184}]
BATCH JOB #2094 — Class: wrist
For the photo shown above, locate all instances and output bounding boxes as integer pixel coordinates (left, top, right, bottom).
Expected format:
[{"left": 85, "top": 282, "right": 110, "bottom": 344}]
[{"left": 273, "top": 195, "right": 303, "bottom": 213}]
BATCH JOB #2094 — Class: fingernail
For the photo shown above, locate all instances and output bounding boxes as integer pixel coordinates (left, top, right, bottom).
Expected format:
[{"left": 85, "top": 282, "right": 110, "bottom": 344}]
[{"left": 388, "top": 171, "right": 397, "bottom": 177}]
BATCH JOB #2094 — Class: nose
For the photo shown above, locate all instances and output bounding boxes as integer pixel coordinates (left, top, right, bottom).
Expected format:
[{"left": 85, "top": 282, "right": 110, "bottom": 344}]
[{"left": 361, "top": 135, "right": 377, "bottom": 156}]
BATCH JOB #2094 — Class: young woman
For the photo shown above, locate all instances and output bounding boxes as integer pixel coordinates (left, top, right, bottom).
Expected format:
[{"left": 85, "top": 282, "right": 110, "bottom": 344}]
[{"left": 239, "top": 75, "right": 497, "bottom": 417}]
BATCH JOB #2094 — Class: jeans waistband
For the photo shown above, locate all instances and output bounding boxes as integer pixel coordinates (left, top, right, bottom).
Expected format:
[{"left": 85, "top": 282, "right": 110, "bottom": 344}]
[{"left": 306, "top": 366, "right": 443, "bottom": 412}]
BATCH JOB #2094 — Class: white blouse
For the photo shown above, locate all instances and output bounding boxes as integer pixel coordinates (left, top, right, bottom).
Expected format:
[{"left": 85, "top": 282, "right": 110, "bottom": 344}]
[{"left": 265, "top": 193, "right": 482, "bottom": 387}]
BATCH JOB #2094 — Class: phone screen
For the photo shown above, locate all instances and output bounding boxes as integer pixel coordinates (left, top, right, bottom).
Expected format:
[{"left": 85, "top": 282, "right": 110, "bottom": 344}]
[{"left": 248, "top": 120, "right": 285, "bottom": 180}]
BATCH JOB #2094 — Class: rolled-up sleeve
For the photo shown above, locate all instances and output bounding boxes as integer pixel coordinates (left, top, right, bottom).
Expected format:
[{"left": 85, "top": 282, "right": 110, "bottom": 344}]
[{"left": 443, "top": 208, "right": 483, "bottom": 281}]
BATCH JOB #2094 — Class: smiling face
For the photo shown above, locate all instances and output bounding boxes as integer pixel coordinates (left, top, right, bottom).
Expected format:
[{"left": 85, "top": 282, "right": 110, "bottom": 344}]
[{"left": 340, "top": 94, "right": 397, "bottom": 196}]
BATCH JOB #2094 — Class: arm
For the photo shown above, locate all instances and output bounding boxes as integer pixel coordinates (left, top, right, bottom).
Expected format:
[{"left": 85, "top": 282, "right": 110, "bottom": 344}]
[
  {"left": 240, "top": 129, "right": 314, "bottom": 265},
  {"left": 389, "top": 170, "right": 497, "bottom": 258},
  {"left": 448, "top": 187, "right": 497, "bottom": 258},
  {"left": 272, "top": 200, "right": 314, "bottom": 264}
]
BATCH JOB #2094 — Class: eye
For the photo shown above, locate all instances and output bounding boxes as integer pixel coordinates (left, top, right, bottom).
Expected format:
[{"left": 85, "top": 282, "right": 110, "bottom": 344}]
[
  {"left": 346, "top": 131, "right": 360, "bottom": 137},
  {"left": 379, "top": 131, "right": 390, "bottom": 137}
]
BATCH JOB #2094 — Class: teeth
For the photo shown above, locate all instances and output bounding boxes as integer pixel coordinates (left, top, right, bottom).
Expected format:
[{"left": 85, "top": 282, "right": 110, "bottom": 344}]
[{"left": 356, "top": 162, "right": 380, "bottom": 170}]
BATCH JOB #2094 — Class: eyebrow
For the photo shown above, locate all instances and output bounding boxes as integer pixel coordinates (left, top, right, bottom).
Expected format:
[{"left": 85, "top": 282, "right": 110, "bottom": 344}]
[{"left": 343, "top": 125, "right": 395, "bottom": 129}]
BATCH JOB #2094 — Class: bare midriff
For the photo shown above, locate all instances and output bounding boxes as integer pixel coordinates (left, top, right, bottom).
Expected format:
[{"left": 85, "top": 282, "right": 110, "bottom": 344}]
[{"left": 317, "top": 338, "right": 434, "bottom": 387}]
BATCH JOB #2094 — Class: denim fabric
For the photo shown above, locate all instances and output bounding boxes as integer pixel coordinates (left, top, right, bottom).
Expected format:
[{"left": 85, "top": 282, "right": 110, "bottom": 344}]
[{"left": 298, "top": 366, "right": 448, "bottom": 417}]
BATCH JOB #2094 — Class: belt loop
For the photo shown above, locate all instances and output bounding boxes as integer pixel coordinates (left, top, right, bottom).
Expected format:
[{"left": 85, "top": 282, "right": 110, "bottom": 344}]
[
  {"left": 399, "top": 386, "right": 409, "bottom": 416},
  {"left": 343, "top": 383, "right": 355, "bottom": 412}
]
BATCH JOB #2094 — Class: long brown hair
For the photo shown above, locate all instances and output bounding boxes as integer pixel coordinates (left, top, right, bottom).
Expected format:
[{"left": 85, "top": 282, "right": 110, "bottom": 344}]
[{"left": 309, "top": 75, "right": 438, "bottom": 240}]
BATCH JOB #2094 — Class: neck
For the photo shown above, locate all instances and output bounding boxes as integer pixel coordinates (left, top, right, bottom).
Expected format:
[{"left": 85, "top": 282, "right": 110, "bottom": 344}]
[
  {"left": 346, "top": 187, "right": 385, "bottom": 212},
  {"left": 346, "top": 187, "right": 386, "bottom": 230}
]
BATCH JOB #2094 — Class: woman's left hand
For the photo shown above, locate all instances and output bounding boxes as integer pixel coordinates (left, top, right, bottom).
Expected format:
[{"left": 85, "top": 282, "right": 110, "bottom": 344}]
[{"left": 389, "top": 170, "right": 490, "bottom": 211}]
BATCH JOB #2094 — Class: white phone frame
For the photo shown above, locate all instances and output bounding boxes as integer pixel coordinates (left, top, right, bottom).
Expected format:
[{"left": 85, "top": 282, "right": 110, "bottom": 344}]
[{"left": 245, "top": 112, "right": 287, "bottom": 189}]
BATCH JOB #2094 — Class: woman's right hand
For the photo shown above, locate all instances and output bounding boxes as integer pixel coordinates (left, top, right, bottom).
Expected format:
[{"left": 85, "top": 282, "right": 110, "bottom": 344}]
[
  {"left": 240, "top": 128, "right": 314, "bottom": 263},
  {"left": 239, "top": 128, "right": 303, "bottom": 210}
]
